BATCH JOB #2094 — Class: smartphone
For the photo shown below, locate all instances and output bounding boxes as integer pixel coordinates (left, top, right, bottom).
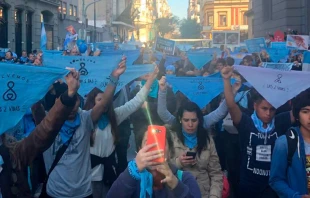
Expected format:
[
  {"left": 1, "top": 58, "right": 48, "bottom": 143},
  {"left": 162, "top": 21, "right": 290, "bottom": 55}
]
[
  {"left": 146, "top": 125, "right": 166, "bottom": 163},
  {"left": 186, "top": 151, "right": 197, "bottom": 159}
]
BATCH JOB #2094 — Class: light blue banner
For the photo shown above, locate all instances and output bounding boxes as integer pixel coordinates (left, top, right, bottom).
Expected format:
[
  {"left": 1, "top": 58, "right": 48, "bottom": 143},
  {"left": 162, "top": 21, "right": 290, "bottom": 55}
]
[
  {"left": 189, "top": 47, "right": 222, "bottom": 55},
  {"left": 166, "top": 75, "right": 230, "bottom": 108},
  {"left": 262, "top": 62, "right": 293, "bottom": 71},
  {"left": 270, "top": 42, "right": 287, "bottom": 49},
  {"left": 96, "top": 42, "right": 115, "bottom": 51},
  {"left": 176, "top": 44, "right": 193, "bottom": 52},
  {"left": 187, "top": 52, "right": 213, "bottom": 69},
  {"left": 266, "top": 48, "right": 289, "bottom": 63},
  {"left": 0, "top": 63, "right": 68, "bottom": 135},
  {"left": 155, "top": 37, "right": 176, "bottom": 55},
  {"left": 245, "top": 37, "right": 267, "bottom": 53},
  {"left": 119, "top": 44, "right": 137, "bottom": 50},
  {"left": 43, "top": 53, "right": 154, "bottom": 96}
]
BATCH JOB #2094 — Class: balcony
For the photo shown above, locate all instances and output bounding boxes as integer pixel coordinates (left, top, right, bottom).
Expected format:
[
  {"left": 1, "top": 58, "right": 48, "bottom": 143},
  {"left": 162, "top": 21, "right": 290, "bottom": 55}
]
[{"left": 39, "top": 0, "right": 60, "bottom": 6}]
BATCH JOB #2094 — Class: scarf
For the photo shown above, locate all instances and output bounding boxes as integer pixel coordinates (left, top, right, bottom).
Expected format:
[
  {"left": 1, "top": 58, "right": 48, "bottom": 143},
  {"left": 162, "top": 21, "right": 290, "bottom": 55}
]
[
  {"left": 182, "top": 128, "right": 197, "bottom": 149},
  {"left": 23, "top": 108, "right": 36, "bottom": 138},
  {"left": 60, "top": 114, "right": 81, "bottom": 144},
  {"left": 251, "top": 111, "right": 275, "bottom": 133},
  {"left": 98, "top": 114, "right": 109, "bottom": 130},
  {"left": 128, "top": 160, "right": 153, "bottom": 198},
  {"left": 141, "top": 79, "right": 159, "bottom": 99}
]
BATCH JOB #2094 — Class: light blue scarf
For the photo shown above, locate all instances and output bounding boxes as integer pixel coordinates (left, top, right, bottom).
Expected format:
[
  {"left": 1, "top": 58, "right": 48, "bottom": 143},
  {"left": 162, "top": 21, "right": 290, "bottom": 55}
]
[
  {"left": 182, "top": 128, "right": 197, "bottom": 149},
  {"left": 23, "top": 108, "right": 36, "bottom": 138},
  {"left": 141, "top": 79, "right": 159, "bottom": 99},
  {"left": 60, "top": 114, "right": 81, "bottom": 144},
  {"left": 251, "top": 111, "right": 275, "bottom": 133},
  {"left": 98, "top": 114, "right": 109, "bottom": 130},
  {"left": 128, "top": 160, "right": 153, "bottom": 198}
]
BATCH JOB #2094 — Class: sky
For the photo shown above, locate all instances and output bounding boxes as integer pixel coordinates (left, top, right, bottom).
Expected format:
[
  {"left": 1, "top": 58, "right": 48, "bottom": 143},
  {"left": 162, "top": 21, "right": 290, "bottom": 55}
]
[{"left": 168, "top": 0, "right": 187, "bottom": 20}]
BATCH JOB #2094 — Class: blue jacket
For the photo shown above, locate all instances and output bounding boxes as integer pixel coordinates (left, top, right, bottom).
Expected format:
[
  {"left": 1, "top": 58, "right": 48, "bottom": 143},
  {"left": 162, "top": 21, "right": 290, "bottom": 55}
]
[{"left": 269, "top": 127, "right": 308, "bottom": 198}]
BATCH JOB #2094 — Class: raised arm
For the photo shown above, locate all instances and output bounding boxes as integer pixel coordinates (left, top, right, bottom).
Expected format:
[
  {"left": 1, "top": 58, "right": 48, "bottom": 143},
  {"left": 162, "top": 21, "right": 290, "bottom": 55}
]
[
  {"left": 204, "top": 75, "right": 241, "bottom": 129},
  {"left": 91, "top": 58, "right": 127, "bottom": 123},
  {"left": 221, "top": 66, "right": 242, "bottom": 125},
  {"left": 115, "top": 67, "right": 159, "bottom": 124},
  {"left": 14, "top": 68, "right": 80, "bottom": 167},
  {"left": 157, "top": 76, "right": 177, "bottom": 125}
]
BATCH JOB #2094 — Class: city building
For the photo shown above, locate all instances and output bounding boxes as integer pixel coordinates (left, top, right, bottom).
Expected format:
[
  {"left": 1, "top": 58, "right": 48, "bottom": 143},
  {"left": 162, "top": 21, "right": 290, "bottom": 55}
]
[
  {"left": 188, "top": 0, "right": 200, "bottom": 23},
  {"left": 0, "top": 0, "right": 104, "bottom": 55},
  {"left": 131, "top": 0, "right": 172, "bottom": 43},
  {"left": 200, "top": 0, "right": 249, "bottom": 42},
  {"left": 244, "top": 0, "right": 253, "bottom": 38},
  {"left": 250, "top": 0, "right": 310, "bottom": 38}
]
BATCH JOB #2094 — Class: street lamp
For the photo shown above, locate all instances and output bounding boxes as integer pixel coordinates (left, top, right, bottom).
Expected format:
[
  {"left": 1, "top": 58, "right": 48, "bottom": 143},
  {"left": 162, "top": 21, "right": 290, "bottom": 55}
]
[{"left": 80, "top": 0, "right": 102, "bottom": 40}]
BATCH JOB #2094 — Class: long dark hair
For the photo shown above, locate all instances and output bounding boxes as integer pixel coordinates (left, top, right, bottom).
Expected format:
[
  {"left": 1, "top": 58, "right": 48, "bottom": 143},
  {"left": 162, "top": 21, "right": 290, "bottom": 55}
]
[
  {"left": 172, "top": 101, "right": 209, "bottom": 157},
  {"left": 83, "top": 88, "right": 118, "bottom": 146}
]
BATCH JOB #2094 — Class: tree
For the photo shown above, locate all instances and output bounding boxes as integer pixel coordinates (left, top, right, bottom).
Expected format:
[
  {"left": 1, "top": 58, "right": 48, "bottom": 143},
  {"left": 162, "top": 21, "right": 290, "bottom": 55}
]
[
  {"left": 154, "top": 16, "right": 179, "bottom": 38},
  {"left": 179, "top": 19, "right": 201, "bottom": 39}
]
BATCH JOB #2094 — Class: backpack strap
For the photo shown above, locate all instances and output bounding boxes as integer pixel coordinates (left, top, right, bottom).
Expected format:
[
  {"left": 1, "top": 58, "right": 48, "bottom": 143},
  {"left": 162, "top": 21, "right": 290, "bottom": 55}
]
[
  {"left": 285, "top": 128, "right": 298, "bottom": 167},
  {"left": 176, "top": 170, "right": 183, "bottom": 181}
]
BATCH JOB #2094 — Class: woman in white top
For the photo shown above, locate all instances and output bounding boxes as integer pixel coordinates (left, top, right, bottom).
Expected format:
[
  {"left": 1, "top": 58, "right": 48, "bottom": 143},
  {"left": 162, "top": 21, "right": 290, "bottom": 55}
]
[{"left": 83, "top": 67, "right": 159, "bottom": 198}]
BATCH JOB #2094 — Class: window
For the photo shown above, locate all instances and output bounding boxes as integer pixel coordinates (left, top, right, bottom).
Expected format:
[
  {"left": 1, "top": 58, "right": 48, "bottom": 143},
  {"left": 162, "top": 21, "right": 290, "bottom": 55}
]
[
  {"left": 241, "top": 11, "right": 248, "bottom": 25},
  {"left": 207, "top": 12, "right": 214, "bottom": 26},
  {"left": 219, "top": 12, "right": 227, "bottom": 26},
  {"left": 14, "top": 10, "right": 21, "bottom": 23},
  {"left": 262, "top": 0, "right": 272, "bottom": 21},
  {"left": 0, "top": 7, "right": 3, "bottom": 18},
  {"left": 73, "top": 6, "right": 77, "bottom": 17},
  {"left": 62, "top": 2, "right": 67, "bottom": 15},
  {"left": 69, "top": 4, "right": 73, "bottom": 16}
]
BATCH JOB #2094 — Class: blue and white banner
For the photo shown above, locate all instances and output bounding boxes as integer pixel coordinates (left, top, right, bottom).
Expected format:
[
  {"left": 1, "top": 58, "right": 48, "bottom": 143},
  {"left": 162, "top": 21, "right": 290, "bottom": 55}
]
[
  {"left": 266, "top": 48, "right": 289, "bottom": 63},
  {"left": 40, "top": 22, "right": 47, "bottom": 50},
  {"left": 262, "top": 62, "right": 293, "bottom": 71},
  {"left": 176, "top": 44, "right": 193, "bottom": 52},
  {"left": 155, "top": 37, "right": 176, "bottom": 55},
  {"left": 44, "top": 54, "right": 154, "bottom": 96},
  {"left": 303, "top": 51, "right": 310, "bottom": 72},
  {"left": 234, "top": 65, "right": 310, "bottom": 108},
  {"left": 245, "top": 37, "right": 267, "bottom": 53},
  {"left": 230, "top": 52, "right": 250, "bottom": 65},
  {"left": 187, "top": 52, "right": 213, "bottom": 69},
  {"left": 270, "top": 42, "right": 286, "bottom": 49},
  {"left": 0, "top": 63, "right": 68, "bottom": 134},
  {"left": 286, "top": 35, "right": 309, "bottom": 50},
  {"left": 166, "top": 75, "right": 233, "bottom": 108}
]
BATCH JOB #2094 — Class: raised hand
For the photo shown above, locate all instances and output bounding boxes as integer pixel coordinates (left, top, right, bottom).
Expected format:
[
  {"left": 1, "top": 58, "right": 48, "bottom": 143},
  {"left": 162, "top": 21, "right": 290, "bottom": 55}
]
[
  {"left": 221, "top": 66, "right": 233, "bottom": 80},
  {"left": 65, "top": 67, "right": 80, "bottom": 97},
  {"left": 158, "top": 76, "right": 167, "bottom": 91},
  {"left": 135, "top": 143, "right": 164, "bottom": 172},
  {"left": 112, "top": 56, "right": 127, "bottom": 78},
  {"left": 232, "top": 73, "right": 242, "bottom": 93}
]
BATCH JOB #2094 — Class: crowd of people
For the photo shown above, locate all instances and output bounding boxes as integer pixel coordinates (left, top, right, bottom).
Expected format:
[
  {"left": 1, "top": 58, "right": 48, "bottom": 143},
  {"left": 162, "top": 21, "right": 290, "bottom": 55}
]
[{"left": 0, "top": 41, "right": 310, "bottom": 198}]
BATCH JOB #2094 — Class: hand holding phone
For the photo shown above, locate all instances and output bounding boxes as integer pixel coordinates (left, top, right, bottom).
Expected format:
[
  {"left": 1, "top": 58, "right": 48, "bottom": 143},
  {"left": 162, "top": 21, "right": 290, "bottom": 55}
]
[
  {"left": 179, "top": 152, "right": 196, "bottom": 166},
  {"left": 146, "top": 125, "right": 166, "bottom": 163},
  {"left": 186, "top": 151, "right": 197, "bottom": 159}
]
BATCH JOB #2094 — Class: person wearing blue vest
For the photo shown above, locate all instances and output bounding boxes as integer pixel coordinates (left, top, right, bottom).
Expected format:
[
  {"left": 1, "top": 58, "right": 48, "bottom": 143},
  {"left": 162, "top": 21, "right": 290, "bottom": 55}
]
[{"left": 270, "top": 89, "right": 310, "bottom": 198}]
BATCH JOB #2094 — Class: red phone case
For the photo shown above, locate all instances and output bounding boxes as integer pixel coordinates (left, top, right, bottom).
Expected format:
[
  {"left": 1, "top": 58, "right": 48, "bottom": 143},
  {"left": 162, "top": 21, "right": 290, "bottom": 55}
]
[{"left": 146, "top": 125, "right": 166, "bottom": 163}]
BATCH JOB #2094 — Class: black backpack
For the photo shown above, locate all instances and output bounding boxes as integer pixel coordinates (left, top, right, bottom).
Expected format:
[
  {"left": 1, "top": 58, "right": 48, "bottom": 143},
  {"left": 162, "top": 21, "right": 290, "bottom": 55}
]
[{"left": 285, "top": 128, "right": 299, "bottom": 166}]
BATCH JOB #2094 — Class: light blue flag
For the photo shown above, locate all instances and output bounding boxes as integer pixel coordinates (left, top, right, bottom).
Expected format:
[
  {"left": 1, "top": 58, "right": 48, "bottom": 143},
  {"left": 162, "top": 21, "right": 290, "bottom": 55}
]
[
  {"left": 230, "top": 52, "right": 250, "bottom": 65},
  {"left": 96, "top": 42, "right": 115, "bottom": 51},
  {"left": 119, "top": 44, "right": 137, "bottom": 51},
  {"left": 154, "top": 52, "right": 181, "bottom": 67},
  {"left": 187, "top": 52, "right": 213, "bottom": 69},
  {"left": 40, "top": 22, "right": 47, "bottom": 50},
  {"left": 130, "top": 33, "right": 135, "bottom": 42},
  {"left": 262, "top": 62, "right": 293, "bottom": 71},
  {"left": 245, "top": 37, "right": 267, "bottom": 53},
  {"left": 43, "top": 53, "right": 154, "bottom": 96},
  {"left": 303, "top": 51, "right": 310, "bottom": 71},
  {"left": 0, "top": 63, "right": 68, "bottom": 134},
  {"left": 266, "top": 48, "right": 289, "bottom": 63},
  {"left": 166, "top": 76, "right": 232, "bottom": 108},
  {"left": 270, "top": 42, "right": 287, "bottom": 49},
  {"left": 44, "top": 50, "right": 63, "bottom": 55}
]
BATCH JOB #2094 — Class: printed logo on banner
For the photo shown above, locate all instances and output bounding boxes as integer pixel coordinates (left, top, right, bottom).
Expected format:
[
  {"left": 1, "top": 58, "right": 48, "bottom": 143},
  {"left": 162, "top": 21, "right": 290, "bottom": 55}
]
[
  {"left": 262, "top": 62, "right": 293, "bottom": 71},
  {"left": 3, "top": 81, "right": 17, "bottom": 101}
]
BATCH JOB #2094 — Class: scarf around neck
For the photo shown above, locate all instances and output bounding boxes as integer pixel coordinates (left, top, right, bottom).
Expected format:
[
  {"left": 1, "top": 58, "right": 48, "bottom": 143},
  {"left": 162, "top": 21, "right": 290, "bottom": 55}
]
[
  {"left": 60, "top": 113, "right": 81, "bottom": 145},
  {"left": 98, "top": 114, "right": 110, "bottom": 130},
  {"left": 182, "top": 128, "right": 197, "bottom": 149},
  {"left": 251, "top": 111, "right": 275, "bottom": 133}
]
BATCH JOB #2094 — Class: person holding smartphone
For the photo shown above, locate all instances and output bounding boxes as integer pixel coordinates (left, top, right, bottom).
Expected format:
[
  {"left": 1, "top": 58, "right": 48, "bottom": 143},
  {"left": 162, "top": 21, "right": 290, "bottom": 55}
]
[{"left": 107, "top": 125, "right": 201, "bottom": 198}]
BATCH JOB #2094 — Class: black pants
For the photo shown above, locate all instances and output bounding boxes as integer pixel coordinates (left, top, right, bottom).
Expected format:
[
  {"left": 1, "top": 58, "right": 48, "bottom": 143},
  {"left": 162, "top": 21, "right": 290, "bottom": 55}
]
[{"left": 115, "top": 119, "right": 131, "bottom": 175}]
